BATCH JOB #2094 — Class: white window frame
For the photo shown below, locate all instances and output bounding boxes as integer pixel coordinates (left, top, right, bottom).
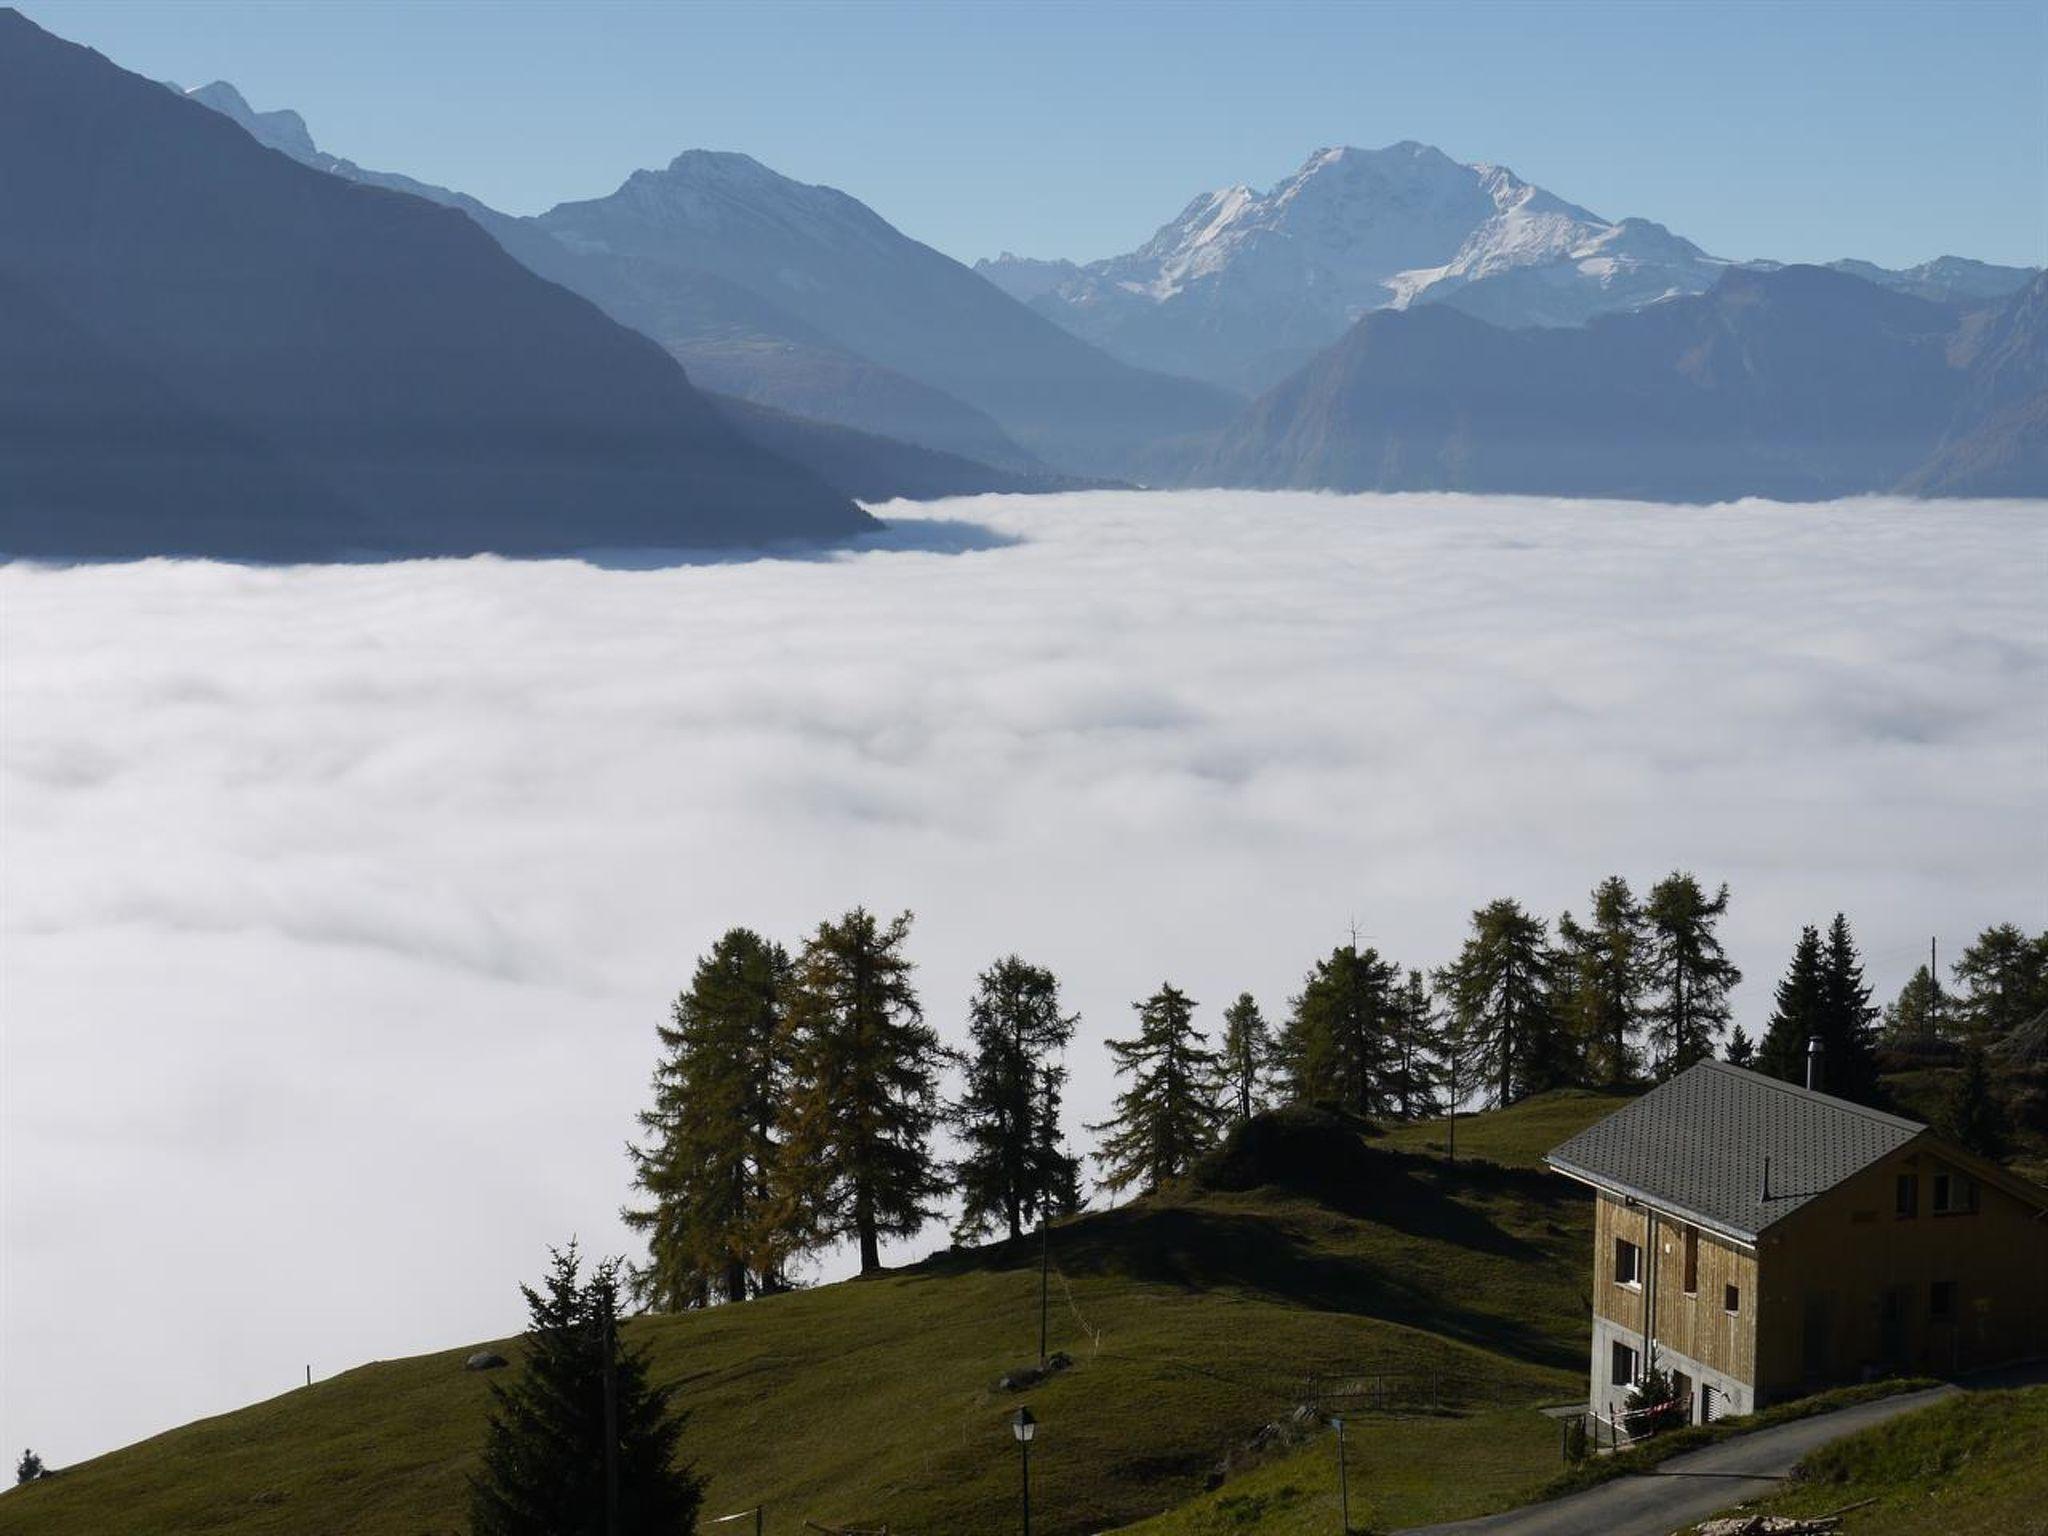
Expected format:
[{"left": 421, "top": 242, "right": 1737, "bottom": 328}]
[
  {"left": 1611, "top": 1339, "right": 1639, "bottom": 1386},
  {"left": 1614, "top": 1236, "right": 1643, "bottom": 1289}
]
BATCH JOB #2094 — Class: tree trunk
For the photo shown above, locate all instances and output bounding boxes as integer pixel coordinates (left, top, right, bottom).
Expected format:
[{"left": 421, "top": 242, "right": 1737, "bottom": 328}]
[
  {"left": 857, "top": 1219, "right": 881, "bottom": 1274},
  {"left": 722, "top": 1260, "right": 747, "bottom": 1306}
]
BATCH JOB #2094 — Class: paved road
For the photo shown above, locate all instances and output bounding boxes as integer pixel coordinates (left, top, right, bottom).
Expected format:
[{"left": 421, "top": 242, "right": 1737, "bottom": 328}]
[{"left": 1398, "top": 1385, "right": 1957, "bottom": 1536}]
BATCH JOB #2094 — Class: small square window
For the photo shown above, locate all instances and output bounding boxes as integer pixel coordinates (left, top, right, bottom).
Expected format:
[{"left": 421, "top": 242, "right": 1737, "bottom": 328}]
[
  {"left": 1931, "top": 1280, "right": 1957, "bottom": 1320},
  {"left": 1611, "top": 1340, "right": 1639, "bottom": 1386},
  {"left": 1724, "top": 1283, "right": 1740, "bottom": 1315},
  {"left": 1615, "top": 1238, "right": 1642, "bottom": 1287},
  {"left": 1895, "top": 1173, "right": 1919, "bottom": 1218}
]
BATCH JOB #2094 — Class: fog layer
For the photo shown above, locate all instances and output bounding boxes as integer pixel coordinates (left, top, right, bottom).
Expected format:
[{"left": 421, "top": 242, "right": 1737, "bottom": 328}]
[{"left": 4, "top": 490, "right": 2041, "bottom": 1462}]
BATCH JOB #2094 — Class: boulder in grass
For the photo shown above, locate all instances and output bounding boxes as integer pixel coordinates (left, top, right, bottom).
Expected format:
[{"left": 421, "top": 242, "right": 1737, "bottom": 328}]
[{"left": 465, "top": 1351, "right": 508, "bottom": 1372}]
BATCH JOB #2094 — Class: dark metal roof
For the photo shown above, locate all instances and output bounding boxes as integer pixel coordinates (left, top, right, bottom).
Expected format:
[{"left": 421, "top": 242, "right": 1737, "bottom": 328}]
[{"left": 1543, "top": 1061, "right": 1926, "bottom": 1243}]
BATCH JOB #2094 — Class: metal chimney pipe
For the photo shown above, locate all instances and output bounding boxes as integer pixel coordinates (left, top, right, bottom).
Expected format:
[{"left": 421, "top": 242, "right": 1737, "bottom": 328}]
[{"left": 1806, "top": 1035, "right": 1824, "bottom": 1093}]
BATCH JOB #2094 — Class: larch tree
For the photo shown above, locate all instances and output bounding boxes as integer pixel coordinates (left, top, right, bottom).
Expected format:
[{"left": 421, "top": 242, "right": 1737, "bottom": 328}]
[
  {"left": 1219, "top": 992, "right": 1273, "bottom": 1124},
  {"left": 1951, "top": 924, "right": 2048, "bottom": 1048},
  {"left": 1386, "top": 968, "right": 1447, "bottom": 1121},
  {"left": 948, "top": 955, "right": 1082, "bottom": 1243},
  {"left": 1644, "top": 874, "right": 1741, "bottom": 1077},
  {"left": 470, "top": 1244, "right": 702, "bottom": 1536},
  {"left": 1555, "top": 876, "right": 1648, "bottom": 1086},
  {"left": 1942, "top": 1047, "right": 2010, "bottom": 1158},
  {"left": 1278, "top": 943, "right": 1402, "bottom": 1115},
  {"left": 1882, "top": 964, "right": 1944, "bottom": 1046},
  {"left": 625, "top": 928, "right": 791, "bottom": 1310},
  {"left": 1435, "top": 899, "right": 1557, "bottom": 1107},
  {"left": 774, "top": 908, "right": 944, "bottom": 1275},
  {"left": 1090, "top": 983, "right": 1223, "bottom": 1196}
]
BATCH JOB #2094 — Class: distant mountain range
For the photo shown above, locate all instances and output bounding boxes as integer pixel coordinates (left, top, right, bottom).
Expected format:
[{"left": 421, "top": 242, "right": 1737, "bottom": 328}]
[
  {"left": 978, "top": 144, "right": 2039, "bottom": 396},
  {"left": 0, "top": 11, "right": 869, "bottom": 560},
  {"left": 1190, "top": 264, "right": 2048, "bottom": 500},
  {"left": 6, "top": 4, "right": 2042, "bottom": 557},
  {"left": 183, "top": 83, "right": 1235, "bottom": 480}
]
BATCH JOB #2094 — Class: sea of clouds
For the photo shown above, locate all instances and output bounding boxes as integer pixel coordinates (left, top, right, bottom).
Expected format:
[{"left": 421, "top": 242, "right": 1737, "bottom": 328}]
[{"left": 3, "top": 489, "right": 2043, "bottom": 1464}]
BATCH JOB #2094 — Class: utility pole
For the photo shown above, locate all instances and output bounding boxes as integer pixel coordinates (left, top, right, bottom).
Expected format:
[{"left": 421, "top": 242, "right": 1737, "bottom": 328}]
[{"left": 1930, "top": 936, "right": 1941, "bottom": 1039}]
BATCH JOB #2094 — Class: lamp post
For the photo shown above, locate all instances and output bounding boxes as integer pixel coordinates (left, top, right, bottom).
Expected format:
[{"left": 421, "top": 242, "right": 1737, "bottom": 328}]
[{"left": 1012, "top": 1406, "right": 1037, "bottom": 1536}]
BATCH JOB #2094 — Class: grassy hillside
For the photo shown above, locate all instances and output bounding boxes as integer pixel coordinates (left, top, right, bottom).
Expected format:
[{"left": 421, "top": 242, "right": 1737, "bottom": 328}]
[
  {"left": 1734, "top": 1385, "right": 2048, "bottom": 1534},
  {"left": 1114, "top": 1406, "right": 1564, "bottom": 1536},
  {"left": 0, "top": 1102, "right": 1617, "bottom": 1536},
  {"left": 1378, "top": 1086, "right": 1639, "bottom": 1168}
]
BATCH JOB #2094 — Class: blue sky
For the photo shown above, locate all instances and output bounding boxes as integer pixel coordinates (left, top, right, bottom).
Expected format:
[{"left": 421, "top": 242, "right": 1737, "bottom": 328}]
[{"left": 22, "top": 0, "right": 2048, "bottom": 268}]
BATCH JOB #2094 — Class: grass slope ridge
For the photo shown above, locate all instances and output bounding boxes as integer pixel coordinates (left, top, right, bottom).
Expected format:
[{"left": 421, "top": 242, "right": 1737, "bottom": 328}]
[
  {"left": 1737, "top": 1384, "right": 2048, "bottom": 1534},
  {"left": 0, "top": 1100, "right": 1621, "bottom": 1536}
]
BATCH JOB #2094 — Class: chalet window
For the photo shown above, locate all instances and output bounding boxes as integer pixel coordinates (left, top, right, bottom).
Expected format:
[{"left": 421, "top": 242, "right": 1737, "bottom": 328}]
[
  {"left": 1614, "top": 1237, "right": 1642, "bottom": 1287},
  {"left": 1930, "top": 1280, "right": 1957, "bottom": 1319},
  {"left": 1611, "top": 1339, "right": 1639, "bottom": 1386},
  {"left": 1724, "top": 1283, "right": 1740, "bottom": 1315},
  {"left": 1896, "top": 1173, "right": 1919, "bottom": 1217},
  {"left": 1682, "top": 1226, "right": 1699, "bottom": 1294},
  {"left": 1932, "top": 1173, "right": 1978, "bottom": 1215}
]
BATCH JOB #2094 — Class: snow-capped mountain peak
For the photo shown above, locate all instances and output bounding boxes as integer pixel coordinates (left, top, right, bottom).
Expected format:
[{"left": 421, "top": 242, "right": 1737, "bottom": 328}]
[{"left": 977, "top": 141, "right": 1732, "bottom": 390}]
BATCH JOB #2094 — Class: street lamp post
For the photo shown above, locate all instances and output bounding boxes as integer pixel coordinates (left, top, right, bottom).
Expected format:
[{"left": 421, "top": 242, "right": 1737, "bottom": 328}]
[{"left": 1012, "top": 1406, "right": 1037, "bottom": 1536}]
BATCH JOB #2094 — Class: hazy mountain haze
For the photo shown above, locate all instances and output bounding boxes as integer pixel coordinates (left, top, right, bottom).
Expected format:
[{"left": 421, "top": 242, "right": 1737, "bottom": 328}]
[{"left": 0, "top": 11, "right": 866, "bottom": 557}]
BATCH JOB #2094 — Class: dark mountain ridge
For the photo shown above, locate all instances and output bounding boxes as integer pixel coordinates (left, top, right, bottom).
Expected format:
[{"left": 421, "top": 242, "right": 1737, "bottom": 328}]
[
  {"left": 177, "top": 83, "right": 1231, "bottom": 478},
  {"left": 0, "top": 11, "right": 866, "bottom": 560},
  {"left": 1193, "top": 265, "right": 2043, "bottom": 499}
]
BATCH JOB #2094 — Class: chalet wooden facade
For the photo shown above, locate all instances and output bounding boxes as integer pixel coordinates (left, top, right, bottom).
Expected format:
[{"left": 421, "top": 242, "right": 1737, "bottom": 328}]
[{"left": 1546, "top": 1060, "right": 2048, "bottom": 1430}]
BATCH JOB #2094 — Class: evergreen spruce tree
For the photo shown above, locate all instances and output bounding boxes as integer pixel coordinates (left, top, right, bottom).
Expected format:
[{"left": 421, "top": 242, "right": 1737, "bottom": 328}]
[
  {"left": 1757, "top": 918, "right": 1881, "bottom": 1101},
  {"left": 1757, "top": 925, "right": 1825, "bottom": 1084},
  {"left": 624, "top": 928, "right": 790, "bottom": 1309},
  {"left": 1942, "top": 1047, "right": 2009, "bottom": 1159},
  {"left": 774, "top": 908, "right": 944, "bottom": 1275},
  {"left": 1090, "top": 983, "right": 1223, "bottom": 1195},
  {"left": 1434, "top": 900, "right": 1557, "bottom": 1107},
  {"left": 1277, "top": 943, "right": 1402, "bottom": 1115},
  {"left": 948, "top": 955, "right": 1082, "bottom": 1243},
  {"left": 1219, "top": 992, "right": 1273, "bottom": 1123},
  {"left": 1555, "top": 877, "right": 1648, "bottom": 1086},
  {"left": 470, "top": 1245, "right": 701, "bottom": 1536},
  {"left": 1724, "top": 1025, "right": 1756, "bottom": 1069},
  {"left": 15, "top": 1450, "right": 44, "bottom": 1485},
  {"left": 1951, "top": 924, "right": 2048, "bottom": 1048},
  {"left": 1644, "top": 874, "right": 1741, "bottom": 1077},
  {"left": 1882, "top": 965, "right": 1944, "bottom": 1045},
  {"left": 1817, "top": 914, "right": 1881, "bottom": 1102}
]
